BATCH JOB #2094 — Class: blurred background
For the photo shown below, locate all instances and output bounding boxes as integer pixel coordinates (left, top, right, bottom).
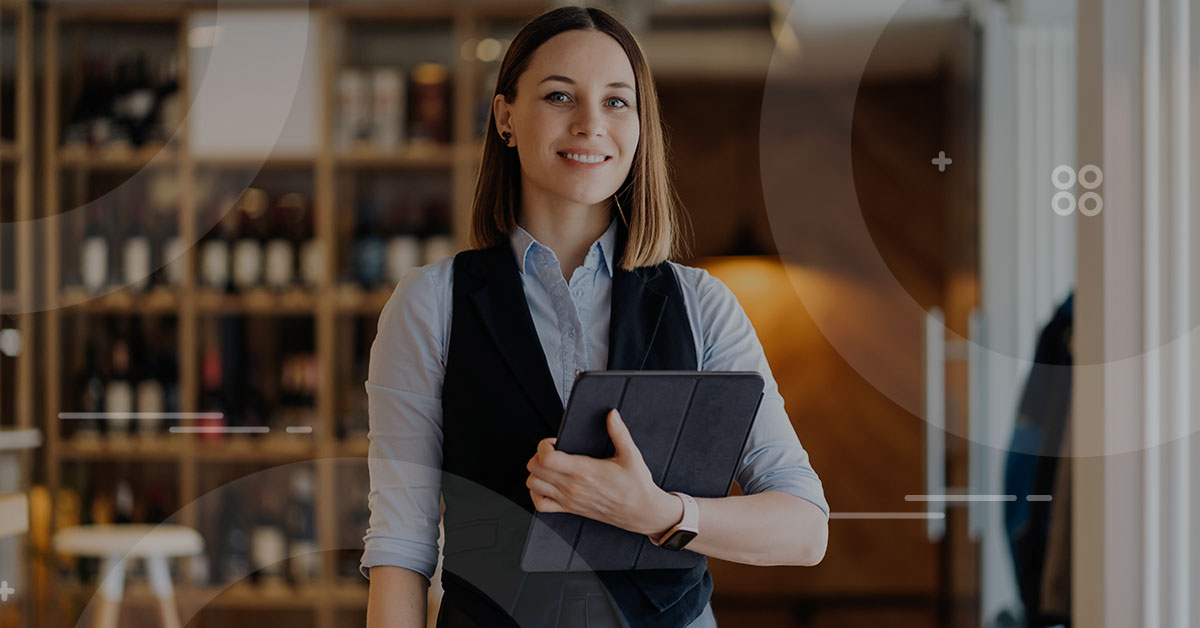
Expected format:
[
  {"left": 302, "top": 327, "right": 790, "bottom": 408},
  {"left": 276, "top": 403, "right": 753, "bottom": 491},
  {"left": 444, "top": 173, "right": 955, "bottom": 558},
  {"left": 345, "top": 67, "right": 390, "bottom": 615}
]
[{"left": 1, "top": 0, "right": 1197, "bottom": 627}]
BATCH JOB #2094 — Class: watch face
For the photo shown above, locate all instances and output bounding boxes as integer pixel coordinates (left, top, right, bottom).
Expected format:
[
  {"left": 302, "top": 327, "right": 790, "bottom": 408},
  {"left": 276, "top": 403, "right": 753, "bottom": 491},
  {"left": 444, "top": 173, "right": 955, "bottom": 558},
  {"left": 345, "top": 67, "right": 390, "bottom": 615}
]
[{"left": 660, "top": 529, "right": 697, "bottom": 551}]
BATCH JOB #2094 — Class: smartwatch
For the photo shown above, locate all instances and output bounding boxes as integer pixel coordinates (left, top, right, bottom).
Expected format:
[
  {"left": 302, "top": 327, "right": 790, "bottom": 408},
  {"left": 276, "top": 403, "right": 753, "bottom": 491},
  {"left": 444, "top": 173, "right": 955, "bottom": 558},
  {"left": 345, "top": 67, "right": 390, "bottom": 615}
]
[{"left": 649, "top": 492, "right": 699, "bottom": 551}]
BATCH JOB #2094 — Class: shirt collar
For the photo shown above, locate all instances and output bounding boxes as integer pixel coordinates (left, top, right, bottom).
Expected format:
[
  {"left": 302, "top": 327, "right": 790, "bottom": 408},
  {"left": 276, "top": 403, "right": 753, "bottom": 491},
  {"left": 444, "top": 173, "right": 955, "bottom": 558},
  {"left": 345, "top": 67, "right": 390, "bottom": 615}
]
[{"left": 511, "top": 215, "right": 618, "bottom": 277}]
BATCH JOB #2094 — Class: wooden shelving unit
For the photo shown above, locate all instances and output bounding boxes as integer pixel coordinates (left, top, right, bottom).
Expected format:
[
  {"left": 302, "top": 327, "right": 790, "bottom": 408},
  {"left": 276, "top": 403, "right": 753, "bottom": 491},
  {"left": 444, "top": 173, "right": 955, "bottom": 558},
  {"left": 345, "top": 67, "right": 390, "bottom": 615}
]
[
  {"left": 1, "top": 0, "right": 34, "bottom": 429},
  {"left": 38, "top": 3, "right": 542, "bottom": 626},
  {"left": 0, "top": 2, "right": 35, "bottom": 628}
]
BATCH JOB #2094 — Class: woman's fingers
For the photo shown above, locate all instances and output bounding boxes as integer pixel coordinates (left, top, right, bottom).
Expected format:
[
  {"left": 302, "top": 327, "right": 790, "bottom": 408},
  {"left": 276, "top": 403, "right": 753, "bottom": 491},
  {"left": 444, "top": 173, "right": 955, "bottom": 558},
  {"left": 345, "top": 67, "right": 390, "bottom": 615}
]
[
  {"left": 530, "top": 490, "right": 563, "bottom": 513},
  {"left": 526, "top": 474, "right": 562, "bottom": 501}
]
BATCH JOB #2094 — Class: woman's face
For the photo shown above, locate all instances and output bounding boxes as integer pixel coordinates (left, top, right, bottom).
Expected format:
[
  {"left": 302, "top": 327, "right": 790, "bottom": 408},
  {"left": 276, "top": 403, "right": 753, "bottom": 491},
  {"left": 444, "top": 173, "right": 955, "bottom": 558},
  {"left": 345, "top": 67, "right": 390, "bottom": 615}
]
[{"left": 495, "top": 29, "right": 640, "bottom": 210}]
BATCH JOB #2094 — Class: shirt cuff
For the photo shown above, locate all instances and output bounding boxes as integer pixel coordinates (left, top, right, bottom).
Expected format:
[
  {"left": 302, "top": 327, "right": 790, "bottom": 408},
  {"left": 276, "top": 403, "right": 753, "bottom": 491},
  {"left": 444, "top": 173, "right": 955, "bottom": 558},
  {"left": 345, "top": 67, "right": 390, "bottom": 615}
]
[{"left": 360, "top": 547, "right": 437, "bottom": 581}]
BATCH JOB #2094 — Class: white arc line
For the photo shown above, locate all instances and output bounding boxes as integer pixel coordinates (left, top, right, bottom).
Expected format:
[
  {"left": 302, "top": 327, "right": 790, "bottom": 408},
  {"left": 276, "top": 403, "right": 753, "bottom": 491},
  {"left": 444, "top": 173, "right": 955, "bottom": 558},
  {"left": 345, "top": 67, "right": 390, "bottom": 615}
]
[
  {"left": 905, "top": 494, "right": 1017, "bottom": 502},
  {"left": 830, "top": 513, "right": 946, "bottom": 520},
  {"left": 60, "top": 412, "right": 226, "bottom": 420},
  {"left": 168, "top": 426, "right": 268, "bottom": 434}
]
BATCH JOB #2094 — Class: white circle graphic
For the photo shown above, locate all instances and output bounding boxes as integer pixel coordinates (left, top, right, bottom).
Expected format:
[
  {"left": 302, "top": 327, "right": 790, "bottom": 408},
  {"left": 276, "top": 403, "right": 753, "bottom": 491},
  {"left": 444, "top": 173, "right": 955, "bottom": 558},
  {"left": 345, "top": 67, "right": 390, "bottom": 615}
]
[
  {"left": 1052, "top": 165, "right": 1077, "bottom": 190},
  {"left": 1079, "top": 191, "right": 1104, "bottom": 216},
  {"left": 1079, "top": 164, "right": 1103, "bottom": 189},
  {"left": 1052, "top": 191, "right": 1077, "bottom": 216}
]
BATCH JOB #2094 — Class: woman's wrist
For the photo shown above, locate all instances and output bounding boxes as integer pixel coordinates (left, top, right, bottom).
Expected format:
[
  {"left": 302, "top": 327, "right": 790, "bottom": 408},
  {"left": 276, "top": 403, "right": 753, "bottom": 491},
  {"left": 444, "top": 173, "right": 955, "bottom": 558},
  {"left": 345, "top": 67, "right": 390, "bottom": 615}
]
[{"left": 642, "top": 489, "right": 685, "bottom": 538}]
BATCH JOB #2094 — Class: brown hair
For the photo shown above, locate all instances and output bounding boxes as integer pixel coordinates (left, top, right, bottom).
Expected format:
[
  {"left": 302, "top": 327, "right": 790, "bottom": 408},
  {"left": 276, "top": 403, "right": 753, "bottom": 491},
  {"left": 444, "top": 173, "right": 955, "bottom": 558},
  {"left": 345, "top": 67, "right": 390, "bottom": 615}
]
[{"left": 468, "top": 5, "right": 691, "bottom": 269}]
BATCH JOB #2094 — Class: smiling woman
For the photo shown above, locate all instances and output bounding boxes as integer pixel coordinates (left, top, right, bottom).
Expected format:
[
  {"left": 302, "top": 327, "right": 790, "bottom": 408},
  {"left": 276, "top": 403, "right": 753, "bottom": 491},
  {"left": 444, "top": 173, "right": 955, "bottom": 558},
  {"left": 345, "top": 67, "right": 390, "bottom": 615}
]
[{"left": 363, "top": 6, "right": 828, "bottom": 628}]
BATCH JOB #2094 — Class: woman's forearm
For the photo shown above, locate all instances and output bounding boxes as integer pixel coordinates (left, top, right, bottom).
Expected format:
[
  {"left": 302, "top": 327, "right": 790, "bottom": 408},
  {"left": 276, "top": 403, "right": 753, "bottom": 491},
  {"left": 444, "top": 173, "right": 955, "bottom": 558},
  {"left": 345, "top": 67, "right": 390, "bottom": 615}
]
[
  {"left": 646, "top": 490, "right": 828, "bottom": 567},
  {"left": 366, "top": 566, "right": 430, "bottom": 628}
]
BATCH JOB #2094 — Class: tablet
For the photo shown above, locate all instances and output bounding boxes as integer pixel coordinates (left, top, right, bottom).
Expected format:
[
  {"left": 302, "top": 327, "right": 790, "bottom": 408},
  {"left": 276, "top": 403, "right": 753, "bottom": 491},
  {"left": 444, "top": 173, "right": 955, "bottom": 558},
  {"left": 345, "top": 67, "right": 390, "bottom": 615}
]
[{"left": 520, "top": 370, "right": 764, "bottom": 572}]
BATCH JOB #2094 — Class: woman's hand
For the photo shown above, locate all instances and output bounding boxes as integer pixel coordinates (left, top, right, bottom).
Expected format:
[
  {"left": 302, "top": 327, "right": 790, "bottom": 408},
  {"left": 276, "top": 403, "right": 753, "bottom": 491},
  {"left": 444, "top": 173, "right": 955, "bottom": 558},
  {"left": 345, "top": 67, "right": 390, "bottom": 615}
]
[{"left": 525, "top": 409, "right": 681, "bottom": 537}]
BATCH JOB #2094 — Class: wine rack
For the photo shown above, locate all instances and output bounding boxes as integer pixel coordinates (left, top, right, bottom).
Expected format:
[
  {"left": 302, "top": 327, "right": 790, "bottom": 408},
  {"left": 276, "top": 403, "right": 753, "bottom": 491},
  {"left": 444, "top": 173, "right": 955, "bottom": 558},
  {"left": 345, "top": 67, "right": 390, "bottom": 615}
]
[{"left": 38, "top": 4, "right": 544, "bottom": 627}]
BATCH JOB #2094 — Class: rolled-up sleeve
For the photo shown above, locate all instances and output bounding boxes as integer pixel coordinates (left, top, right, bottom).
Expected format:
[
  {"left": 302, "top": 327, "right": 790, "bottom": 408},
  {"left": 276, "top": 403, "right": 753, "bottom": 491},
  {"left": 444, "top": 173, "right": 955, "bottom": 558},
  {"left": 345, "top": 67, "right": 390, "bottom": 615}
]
[
  {"left": 360, "top": 260, "right": 453, "bottom": 580},
  {"left": 685, "top": 265, "right": 830, "bottom": 518}
]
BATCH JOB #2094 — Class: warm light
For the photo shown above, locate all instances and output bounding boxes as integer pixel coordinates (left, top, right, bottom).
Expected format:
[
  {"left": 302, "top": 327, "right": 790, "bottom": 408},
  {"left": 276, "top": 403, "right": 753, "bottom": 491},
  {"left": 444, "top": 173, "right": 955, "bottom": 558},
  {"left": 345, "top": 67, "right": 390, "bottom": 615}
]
[
  {"left": 188, "top": 25, "right": 222, "bottom": 48},
  {"left": 461, "top": 38, "right": 478, "bottom": 61},
  {"left": 476, "top": 38, "right": 503, "bottom": 62},
  {"left": 0, "top": 328, "right": 21, "bottom": 357}
]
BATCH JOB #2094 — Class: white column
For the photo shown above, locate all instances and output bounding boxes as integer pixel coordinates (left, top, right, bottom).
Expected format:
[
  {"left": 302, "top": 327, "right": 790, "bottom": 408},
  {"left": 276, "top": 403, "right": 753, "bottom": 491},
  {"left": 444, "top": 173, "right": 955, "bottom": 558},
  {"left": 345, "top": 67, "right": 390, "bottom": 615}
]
[{"left": 1075, "top": 0, "right": 1196, "bottom": 625}]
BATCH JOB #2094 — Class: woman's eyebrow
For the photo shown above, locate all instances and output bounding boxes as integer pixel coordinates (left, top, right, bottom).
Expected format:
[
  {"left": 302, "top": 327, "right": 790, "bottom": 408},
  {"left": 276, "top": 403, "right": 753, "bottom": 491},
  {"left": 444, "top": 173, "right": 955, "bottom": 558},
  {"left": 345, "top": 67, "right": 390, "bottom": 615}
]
[{"left": 538, "top": 74, "right": 634, "bottom": 91}]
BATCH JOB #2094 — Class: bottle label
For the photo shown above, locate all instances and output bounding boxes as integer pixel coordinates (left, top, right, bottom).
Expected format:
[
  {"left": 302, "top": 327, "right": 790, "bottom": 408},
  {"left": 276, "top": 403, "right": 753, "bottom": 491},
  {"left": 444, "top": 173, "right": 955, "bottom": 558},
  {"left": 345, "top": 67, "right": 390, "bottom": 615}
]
[
  {"left": 200, "top": 240, "right": 230, "bottom": 289},
  {"left": 124, "top": 236, "right": 152, "bottom": 292},
  {"left": 82, "top": 237, "right": 109, "bottom": 293}
]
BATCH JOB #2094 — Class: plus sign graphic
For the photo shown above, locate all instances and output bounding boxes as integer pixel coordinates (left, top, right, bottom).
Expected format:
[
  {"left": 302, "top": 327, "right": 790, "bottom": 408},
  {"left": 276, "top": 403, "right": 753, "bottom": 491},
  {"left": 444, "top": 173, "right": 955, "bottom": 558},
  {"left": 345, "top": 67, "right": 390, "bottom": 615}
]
[
  {"left": 0, "top": 581, "right": 13, "bottom": 602},
  {"left": 931, "top": 151, "right": 953, "bottom": 172}
]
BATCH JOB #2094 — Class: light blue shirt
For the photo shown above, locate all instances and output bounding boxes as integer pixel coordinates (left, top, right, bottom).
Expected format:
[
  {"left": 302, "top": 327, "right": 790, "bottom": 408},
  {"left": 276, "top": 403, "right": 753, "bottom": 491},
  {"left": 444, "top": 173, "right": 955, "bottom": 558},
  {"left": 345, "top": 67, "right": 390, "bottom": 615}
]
[{"left": 361, "top": 216, "right": 829, "bottom": 580}]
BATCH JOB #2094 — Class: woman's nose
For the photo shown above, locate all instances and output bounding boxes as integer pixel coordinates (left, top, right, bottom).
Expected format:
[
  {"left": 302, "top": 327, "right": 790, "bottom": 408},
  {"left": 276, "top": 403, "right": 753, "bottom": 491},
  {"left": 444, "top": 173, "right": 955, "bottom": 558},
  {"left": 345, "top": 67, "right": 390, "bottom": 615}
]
[{"left": 570, "top": 103, "right": 604, "bottom": 138}]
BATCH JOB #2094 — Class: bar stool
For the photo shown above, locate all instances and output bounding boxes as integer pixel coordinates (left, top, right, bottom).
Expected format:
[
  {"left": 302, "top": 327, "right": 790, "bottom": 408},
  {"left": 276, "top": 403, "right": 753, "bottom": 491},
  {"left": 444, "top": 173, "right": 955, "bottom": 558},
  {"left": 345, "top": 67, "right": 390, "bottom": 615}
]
[{"left": 53, "top": 524, "right": 204, "bottom": 628}]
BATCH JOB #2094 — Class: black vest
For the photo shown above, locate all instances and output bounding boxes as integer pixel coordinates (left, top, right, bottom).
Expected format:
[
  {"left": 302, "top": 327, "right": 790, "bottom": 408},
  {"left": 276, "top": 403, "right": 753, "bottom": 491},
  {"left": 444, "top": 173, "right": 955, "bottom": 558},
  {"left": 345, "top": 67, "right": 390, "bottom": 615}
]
[{"left": 439, "top": 221, "right": 712, "bottom": 628}]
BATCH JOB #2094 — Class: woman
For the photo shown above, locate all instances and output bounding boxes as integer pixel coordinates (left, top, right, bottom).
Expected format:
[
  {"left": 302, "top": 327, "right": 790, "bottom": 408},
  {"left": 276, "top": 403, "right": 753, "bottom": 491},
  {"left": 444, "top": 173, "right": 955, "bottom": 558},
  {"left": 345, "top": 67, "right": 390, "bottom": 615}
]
[{"left": 363, "top": 6, "right": 829, "bottom": 628}]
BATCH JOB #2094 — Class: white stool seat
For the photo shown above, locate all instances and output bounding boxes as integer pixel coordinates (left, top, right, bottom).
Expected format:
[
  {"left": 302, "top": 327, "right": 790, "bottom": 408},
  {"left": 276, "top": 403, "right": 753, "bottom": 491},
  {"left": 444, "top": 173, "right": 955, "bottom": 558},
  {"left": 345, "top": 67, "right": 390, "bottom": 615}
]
[
  {"left": 53, "top": 524, "right": 203, "bottom": 628},
  {"left": 54, "top": 524, "right": 203, "bottom": 558}
]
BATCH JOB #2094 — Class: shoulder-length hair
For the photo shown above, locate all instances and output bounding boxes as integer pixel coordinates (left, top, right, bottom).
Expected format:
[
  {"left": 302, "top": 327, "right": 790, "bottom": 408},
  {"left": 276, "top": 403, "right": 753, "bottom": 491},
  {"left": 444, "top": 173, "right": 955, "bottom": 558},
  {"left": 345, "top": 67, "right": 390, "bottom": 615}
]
[{"left": 468, "top": 5, "right": 691, "bottom": 269}]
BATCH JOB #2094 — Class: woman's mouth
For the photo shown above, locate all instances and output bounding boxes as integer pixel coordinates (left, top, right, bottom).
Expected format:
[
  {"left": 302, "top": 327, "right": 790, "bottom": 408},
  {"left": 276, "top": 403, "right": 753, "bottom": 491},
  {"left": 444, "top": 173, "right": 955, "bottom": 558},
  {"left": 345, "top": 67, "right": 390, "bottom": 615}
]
[{"left": 558, "top": 152, "right": 611, "bottom": 168}]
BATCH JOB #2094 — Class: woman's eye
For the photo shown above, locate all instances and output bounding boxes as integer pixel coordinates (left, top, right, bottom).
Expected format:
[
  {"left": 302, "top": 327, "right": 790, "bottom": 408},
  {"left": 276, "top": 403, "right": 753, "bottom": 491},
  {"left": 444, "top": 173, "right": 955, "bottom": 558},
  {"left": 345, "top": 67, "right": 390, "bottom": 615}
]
[
  {"left": 545, "top": 92, "right": 570, "bottom": 103},
  {"left": 606, "top": 97, "right": 630, "bottom": 108}
]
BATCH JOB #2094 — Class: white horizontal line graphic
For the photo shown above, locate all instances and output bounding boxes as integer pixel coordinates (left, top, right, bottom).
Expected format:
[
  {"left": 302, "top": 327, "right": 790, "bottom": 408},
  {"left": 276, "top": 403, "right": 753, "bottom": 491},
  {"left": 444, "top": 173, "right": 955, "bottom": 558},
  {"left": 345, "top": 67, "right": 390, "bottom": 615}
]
[
  {"left": 168, "top": 426, "right": 268, "bottom": 434},
  {"left": 829, "top": 512, "right": 946, "bottom": 520},
  {"left": 905, "top": 494, "right": 1017, "bottom": 502},
  {"left": 60, "top": 412, "right": 225, "bottom": 420}
]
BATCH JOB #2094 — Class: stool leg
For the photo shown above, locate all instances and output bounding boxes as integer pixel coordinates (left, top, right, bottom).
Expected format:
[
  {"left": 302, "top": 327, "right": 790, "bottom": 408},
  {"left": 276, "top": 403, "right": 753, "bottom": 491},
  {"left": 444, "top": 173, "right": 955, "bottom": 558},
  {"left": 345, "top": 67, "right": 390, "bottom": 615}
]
[
  {"left": 94, "top": 557, "right": 126, "bottom": 628},
  {"left": 146, "top": 556, "right": 183, "bottom": 628}
]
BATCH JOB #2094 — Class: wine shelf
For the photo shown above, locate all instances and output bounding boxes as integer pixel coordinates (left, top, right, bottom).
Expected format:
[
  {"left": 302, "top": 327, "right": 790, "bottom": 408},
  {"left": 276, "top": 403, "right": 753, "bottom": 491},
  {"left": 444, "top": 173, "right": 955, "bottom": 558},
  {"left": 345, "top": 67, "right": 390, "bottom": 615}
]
[
  {"left": 57, "top": 144, "right": 177, "bottom": 169},
  {"left": 0, "top": 142, "right": 19, "bottom": 162},
  {"left": 36, "top": 4, "right": 543, "bottom": 626}
]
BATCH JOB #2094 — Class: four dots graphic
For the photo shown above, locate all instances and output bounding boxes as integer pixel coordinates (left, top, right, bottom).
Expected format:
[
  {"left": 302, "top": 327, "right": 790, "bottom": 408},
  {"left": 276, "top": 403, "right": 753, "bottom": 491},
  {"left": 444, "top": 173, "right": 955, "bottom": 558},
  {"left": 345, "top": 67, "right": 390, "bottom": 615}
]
[{"left": 1052, "top": 164, "right": 1104, "bottom": 216}]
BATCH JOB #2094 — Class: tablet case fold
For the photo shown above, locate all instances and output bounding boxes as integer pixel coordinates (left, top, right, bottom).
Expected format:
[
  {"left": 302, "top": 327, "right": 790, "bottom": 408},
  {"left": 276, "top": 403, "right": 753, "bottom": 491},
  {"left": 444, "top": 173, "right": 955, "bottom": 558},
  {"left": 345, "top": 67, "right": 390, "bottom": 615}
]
[{"left": 520, "top": 371, "right": 764, "bottom": 572}]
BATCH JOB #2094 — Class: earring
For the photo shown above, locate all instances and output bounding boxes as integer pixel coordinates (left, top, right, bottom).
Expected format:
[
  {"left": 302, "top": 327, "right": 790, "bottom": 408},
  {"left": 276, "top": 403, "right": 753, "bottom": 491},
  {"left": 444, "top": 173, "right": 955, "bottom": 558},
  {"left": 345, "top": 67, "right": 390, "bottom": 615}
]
[{"left": 501, "top": 131, "right": 512, "bottom": 146}]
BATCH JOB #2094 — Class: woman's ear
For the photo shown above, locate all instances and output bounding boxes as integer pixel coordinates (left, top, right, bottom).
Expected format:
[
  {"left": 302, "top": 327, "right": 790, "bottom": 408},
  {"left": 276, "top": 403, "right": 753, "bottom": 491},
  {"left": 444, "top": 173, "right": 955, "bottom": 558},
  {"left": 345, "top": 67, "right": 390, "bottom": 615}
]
[{"left": 493, "top": 94, "right": 515, "bottom": 146}]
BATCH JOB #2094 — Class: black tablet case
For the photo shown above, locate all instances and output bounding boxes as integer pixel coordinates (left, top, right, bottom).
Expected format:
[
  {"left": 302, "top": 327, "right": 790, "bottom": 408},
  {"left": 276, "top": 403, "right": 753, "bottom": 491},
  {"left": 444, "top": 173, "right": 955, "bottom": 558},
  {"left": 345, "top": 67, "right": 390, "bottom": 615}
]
[{"left": 520, "top": 370, "right": 764, "bottom": 572}]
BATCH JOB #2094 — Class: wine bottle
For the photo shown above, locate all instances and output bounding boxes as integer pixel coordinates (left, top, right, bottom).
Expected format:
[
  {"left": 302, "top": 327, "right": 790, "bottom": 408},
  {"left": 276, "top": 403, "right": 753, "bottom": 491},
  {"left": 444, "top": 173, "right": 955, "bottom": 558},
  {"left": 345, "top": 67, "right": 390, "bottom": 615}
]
[
  {"left": 371, "top": 67, "right": 405, "bottom": 151},
  {"left": 87, "top": 55, "right": 117, "bottom": 149},
  {"left": 153, "top": 55, "right": 181, "bottom": 145},
  {"left": 336, "top": 68, "right": 369, "bottom": 151},
  {"left": 135, "top": 363, "right": 165, "bottom": 442},
  {"left": 76, "top": 341, "right": 105, "bottom": 442},
  {"left": 124, "top": 53, "right": 157, "bottom": 147},
  {"left": 199, "top": 199, "right": 234, "bottom": 291},
  {"left": 215, "top": 486, "right": 251, "bottom": 585},
  {"left": 352, "top": 198, "right": 385, "bottom": 289},
  {"left": 410, "top": 63, "right": 450, "bottom": 145},
  {"left": 114, "top": 479, "right": 135, "bottom": 525},
  {"left": 385, "top": 199, "right": 420, "bottom": 285},
  {"left": 105, "top": 333, "right": 134, "bottom": 442},
  {"left": 421, "top": 197, "right": 454, "bottom": 266},
  {"left": 286, "top": 469, "right": 318, "bottom": 584},
  {"left": 264, "top": 193, "right": 300, "bottom": 290},
  {"left": 199, "top": 318, "right": 226, "bottom": 441},
  {"left": 107, "top": 57, "right": 133, "bottom": 151},
  {"left": 159, "top": 204, "right": 185, "bottom": 289},
  {"left": 123, "top": 201, "right": 152, "bottom": 293},
  {"left": 250, "top": 490, "right": 287, "bottom": 589},
  {"left": 232, "top": 190, "right": 267, "bottom": 292},
  {"left": 81, "top": 202, "right": 110, "bottom": 295},
  {"left": 298, "top": 206, "right": 324, "bottom": 289},
  {"left": 64, "top": 55, "right": 103, "bottom": 149}
]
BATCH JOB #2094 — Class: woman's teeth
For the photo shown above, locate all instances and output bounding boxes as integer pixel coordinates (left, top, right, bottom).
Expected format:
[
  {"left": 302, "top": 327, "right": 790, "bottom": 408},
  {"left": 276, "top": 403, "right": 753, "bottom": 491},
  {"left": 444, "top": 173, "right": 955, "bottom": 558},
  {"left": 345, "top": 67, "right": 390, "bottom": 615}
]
[{"left": 560, "top": 153, "right": 607, "bottom": 164}]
